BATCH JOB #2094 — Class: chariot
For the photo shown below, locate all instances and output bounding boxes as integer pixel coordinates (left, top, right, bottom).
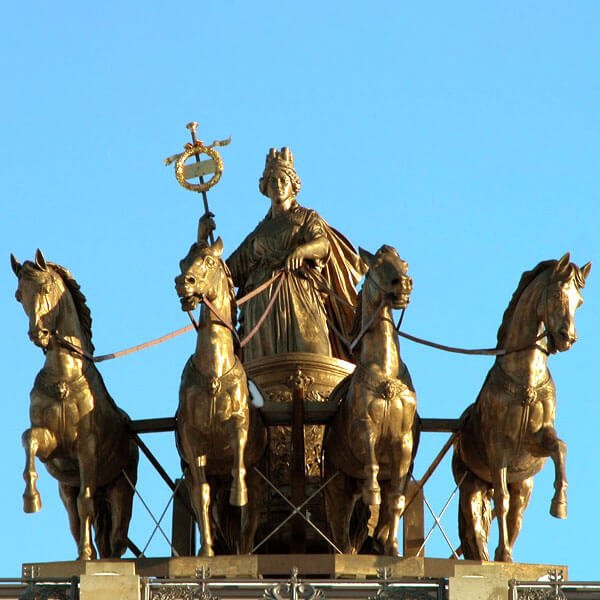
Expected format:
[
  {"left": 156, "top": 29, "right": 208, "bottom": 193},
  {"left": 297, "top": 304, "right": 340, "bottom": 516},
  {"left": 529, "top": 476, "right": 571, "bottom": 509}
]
[{"left": 12, "top": 123, "right": 591, "bottom": 569}]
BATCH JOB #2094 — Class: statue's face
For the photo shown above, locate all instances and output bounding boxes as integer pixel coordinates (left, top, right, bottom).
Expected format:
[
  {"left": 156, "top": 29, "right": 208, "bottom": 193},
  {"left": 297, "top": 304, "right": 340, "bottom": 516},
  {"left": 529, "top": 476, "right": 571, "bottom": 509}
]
[{"left": 266, "top": 171, "right": 293, "bottom": 204}]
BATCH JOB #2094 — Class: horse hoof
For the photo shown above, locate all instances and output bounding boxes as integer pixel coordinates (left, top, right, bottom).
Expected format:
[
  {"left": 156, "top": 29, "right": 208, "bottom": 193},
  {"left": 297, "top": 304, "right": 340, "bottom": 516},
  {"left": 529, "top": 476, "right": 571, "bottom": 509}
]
[
  {"left": 77, "top": 548, "right": 96, "bottom": 561},
  {"left": 362, "top": 488, "right": 381, "bottom": 507},
  {"left": 494, "top": 548, "right": 513, "bottom": 563},
  {"left": 230, "top": 486, "right": 248, "bottom": 507},
  {"left": 385, "top": 541, "right": 400, "bottom": 557},
  {"left": 23, "top": 493, "right": 41, "bottom": 513},
  {"left": 199, "top": 545, "right": 215, "bottom": 557},
  {"left": 550, "top": 499, "right": 567, "bottom": 519}
]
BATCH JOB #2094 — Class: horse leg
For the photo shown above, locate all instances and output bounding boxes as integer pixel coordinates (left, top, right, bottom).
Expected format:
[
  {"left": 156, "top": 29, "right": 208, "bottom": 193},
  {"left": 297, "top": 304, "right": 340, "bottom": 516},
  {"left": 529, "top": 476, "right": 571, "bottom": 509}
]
[
  {"left": 77, "top": 436, "right": 98, "bottom": 560},
  {"left": 457, "top": 472, "right": 492, "bottom": 561},
  {"left": 228, "top": 415, "right": 248, "bottom": 507},
  {"left": 383, "top": 433, "right": 413, "bottom": 556},
  {"left": 507, "top": 478, "right": 534, "bottom": 552},
  {"left": 539, "top": 427, "right": 568, "bottom": 519},
  {"left": 239, "top": 467, "right": 264, "bottom": 554},
  {"left": 22, "top": 427, "right": 57, "bottom": 513},
  {"left": 359, "top": 421, "right": 381, "bottom": 506},
  {"left": 324, "top": 461, "right": 358, "bottom": 554},
  {"left": 59, "top": 483, "right": 81, "bottom": 551},
  {"left": 492, "top": 466, "right": 512, "bottom": 562},
  {"left": 93, "top": 492, "right": 112, "bottom": 559},
  {"left": 104, "top": 446, "right": 138, "bottom": 558},
  {"left": 186, "top": 457, "right": 214, "bottom": 557}
]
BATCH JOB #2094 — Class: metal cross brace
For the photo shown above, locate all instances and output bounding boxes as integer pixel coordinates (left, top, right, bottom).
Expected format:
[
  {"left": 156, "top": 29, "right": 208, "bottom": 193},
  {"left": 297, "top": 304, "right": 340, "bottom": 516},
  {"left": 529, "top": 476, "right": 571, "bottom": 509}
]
[
  {"left": 252, "top": 467, "right": 343, "bottom": 554},
  {"left": 122, "top": 469, "right": 181, "bottom": 557},
  {"left": 415, "top": 472, "right": 466, "bottom": 558}
]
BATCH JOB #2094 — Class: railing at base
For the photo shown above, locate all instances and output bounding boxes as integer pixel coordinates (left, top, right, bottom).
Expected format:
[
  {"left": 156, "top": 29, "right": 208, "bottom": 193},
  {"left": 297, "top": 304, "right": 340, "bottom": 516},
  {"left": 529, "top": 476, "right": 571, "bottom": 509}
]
[
  {"left": 0, "top": 577, "right": 80, "bottom": 600},
  {"left": 509, "top": 571, "right": 600, "bottom": 600},
  {"left": 141, "top": 574, "right": 447, "bottom": 600}
]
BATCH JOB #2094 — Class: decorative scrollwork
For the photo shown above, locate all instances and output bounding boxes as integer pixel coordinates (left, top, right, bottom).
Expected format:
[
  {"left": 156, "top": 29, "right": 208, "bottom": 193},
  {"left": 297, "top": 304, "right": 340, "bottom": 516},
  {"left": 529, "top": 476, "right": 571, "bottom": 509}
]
[
  {"left": 513, "top": 570, "right": 567, "bottom": 600},
  {"left": 148, "top": 586, "right": 218, "bottom": 600},
  {"left": 19, "top": 583, "right": 74, "bottom": 600},
  {"left": 263, "top": 568, "right": 324, "bottom": 600}
]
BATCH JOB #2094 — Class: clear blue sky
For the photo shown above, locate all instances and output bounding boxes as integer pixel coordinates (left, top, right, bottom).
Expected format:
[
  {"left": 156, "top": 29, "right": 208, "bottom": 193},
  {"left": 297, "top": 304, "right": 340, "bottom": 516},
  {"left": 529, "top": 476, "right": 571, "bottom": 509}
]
[{"left": 1, "top": 1, "right": 599, "bottom": 580}]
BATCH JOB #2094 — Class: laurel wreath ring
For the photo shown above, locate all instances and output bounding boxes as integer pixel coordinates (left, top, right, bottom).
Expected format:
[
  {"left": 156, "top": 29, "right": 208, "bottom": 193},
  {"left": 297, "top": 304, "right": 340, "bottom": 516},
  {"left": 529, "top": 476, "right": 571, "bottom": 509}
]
[{"left": 175, "top": 142, "right": 224, "bottom": 193}]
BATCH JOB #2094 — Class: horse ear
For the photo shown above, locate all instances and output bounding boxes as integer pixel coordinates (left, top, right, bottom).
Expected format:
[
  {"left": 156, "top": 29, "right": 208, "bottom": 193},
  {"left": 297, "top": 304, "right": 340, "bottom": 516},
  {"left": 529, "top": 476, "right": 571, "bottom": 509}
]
[
  {"left": 581, "top": 261, "right": 592, "bottom": 282},
  {"left": 209, "top": 237, "right": 224, "bottom": 258},
  {"left": 10, "top": 253, "right": 22, "bottom": 276},
  {"left": 35, "top": 249, "right": 48, "bottom": 271},
  {"left": 555, "top": 252, "right": 570, "bottom": 275},
  {"left": 359, "top": 247, "right": 376, "bottom": 269}
]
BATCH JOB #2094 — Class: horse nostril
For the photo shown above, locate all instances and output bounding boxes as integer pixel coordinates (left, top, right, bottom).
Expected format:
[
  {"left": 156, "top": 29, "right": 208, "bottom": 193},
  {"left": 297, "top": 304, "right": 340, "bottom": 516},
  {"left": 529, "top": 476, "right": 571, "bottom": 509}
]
[{"left": 185, "top": 275, "right": 196, "bottom": 285}]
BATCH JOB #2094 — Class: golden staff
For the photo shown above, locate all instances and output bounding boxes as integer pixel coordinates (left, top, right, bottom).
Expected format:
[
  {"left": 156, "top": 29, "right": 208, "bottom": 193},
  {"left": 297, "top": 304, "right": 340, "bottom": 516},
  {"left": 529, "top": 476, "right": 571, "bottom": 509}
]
[{"left": 165, "top": 122, "right": 231, "bottom": 243}]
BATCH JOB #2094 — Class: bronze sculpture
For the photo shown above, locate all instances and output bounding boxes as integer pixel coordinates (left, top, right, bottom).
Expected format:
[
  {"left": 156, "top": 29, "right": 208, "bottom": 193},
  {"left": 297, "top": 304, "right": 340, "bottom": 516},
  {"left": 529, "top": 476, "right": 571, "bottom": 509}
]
[
  {"left": 175, "top": 237, "right": 267, "bottom": 556},
  {"left": 452, "top": 254, "right": 591, "bottom": 562},
  {"left": 225, "top": 147, "right": 365, "bottom": 362},
  {"left": 323, "top": 245, "right": 416, "bottom": 556},
  {"left": 11, "top": 250, "right": 138, "bottom": 560}
]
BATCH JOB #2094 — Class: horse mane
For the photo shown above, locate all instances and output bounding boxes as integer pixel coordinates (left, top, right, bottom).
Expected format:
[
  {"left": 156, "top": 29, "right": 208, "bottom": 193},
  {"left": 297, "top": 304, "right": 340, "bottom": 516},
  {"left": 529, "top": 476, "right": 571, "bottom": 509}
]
[
  {"left": 220, "top": 258, "right": 238, "bottom": 328},
  {"left": 496, "top": 259, "right": 557, "bottom": 348},
  {"left": 48, "top": 262, "right": 95, "bottom": 354},
  {"left": 347, "top": 289, "right": 363, "bottom": 345}
]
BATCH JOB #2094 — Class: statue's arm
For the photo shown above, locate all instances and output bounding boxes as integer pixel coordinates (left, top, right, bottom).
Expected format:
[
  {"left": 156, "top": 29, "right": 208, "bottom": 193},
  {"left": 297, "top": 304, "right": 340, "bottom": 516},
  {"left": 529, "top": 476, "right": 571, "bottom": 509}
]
[
  {"left": 285, "top": 210, "right": 330, "bottom": 271},
  {"left": 285, "top": 236, "right": 330, "bottom": 271}
]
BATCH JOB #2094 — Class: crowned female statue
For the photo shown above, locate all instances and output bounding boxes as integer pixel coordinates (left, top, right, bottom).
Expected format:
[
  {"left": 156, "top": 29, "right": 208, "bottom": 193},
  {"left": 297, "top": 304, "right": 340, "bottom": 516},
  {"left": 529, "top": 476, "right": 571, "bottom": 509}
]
[{"left": 223, "top": 147, "right": 365, "bottom": 362}]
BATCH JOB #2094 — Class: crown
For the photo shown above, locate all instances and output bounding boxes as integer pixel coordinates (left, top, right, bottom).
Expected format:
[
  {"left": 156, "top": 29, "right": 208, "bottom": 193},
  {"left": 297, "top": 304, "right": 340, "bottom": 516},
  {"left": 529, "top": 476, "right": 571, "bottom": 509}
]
[{"left": 264, "top": 147, "right": 295, "bottom": 172}]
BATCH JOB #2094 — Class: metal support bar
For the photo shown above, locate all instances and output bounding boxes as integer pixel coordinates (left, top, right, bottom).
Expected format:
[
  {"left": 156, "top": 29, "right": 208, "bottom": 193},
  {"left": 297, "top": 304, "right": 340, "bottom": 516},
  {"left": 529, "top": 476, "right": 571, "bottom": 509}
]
[
  {"left": 252, "top": 467, "right": 343, "bottom": 554},
  {"left": 122, "top": 470, "right": 180, "bottom": 557},
  {"left": 416, "top": 472, "right": 466, "bottom": 558},
  {"left": 404, "top": 432, "right": 457, "bottom": 513}
]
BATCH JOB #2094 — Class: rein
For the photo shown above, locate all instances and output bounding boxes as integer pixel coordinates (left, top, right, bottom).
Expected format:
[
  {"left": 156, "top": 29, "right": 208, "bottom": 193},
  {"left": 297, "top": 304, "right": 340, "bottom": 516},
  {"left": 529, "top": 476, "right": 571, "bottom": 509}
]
[
  {"left": 52, "top": 324, "right": 197, "bottom": 363},
  {"left": 49, "top": 268, "right": 552, "bottom": 364}
]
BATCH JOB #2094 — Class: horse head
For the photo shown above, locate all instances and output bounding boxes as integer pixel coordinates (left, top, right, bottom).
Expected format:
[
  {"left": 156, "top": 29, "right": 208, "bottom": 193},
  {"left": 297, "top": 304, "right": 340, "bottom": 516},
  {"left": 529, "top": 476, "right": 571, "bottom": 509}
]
[
  {"left": 11, "top": 249, "right": 67, "bottom": 349},
  {"left": 175, "top": 237, "right": 231, "bottom": 311},
  {"left": 359, "top": 244, "right": 413, "bottom": 309},
  {"left": 542, "top": 253, "right": 591, "bottom": 353}
]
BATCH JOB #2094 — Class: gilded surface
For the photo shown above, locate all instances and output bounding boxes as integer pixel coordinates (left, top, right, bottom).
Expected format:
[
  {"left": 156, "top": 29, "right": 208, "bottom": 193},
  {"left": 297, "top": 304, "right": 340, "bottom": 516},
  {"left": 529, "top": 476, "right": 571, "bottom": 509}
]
[
  {"left": 222, "top": 147, "right": 365, "bottom": 362},
  {"left": 175, "top": 238, "right": 267, "bottom": 556},
  {"left": 245, "top": 353, "right": 354, "bottom": 551},
  {"left": 323, "top": 245, "right": 416, "bottom": 556},
  {"left": 453, "top": 254, "right": 591, "bottom": 562},
  {"left": 11, "top": 250, "right": 138, "bottom": 560}
]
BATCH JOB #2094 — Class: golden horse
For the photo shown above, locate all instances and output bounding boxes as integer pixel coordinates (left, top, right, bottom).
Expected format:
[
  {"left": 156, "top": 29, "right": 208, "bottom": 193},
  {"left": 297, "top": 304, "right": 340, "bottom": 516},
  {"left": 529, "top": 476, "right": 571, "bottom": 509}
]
[
  {"left": 324, "top": 245, "right": 416, "bottom": 556},
  {"left": 175, "top": 237, "right": 267, "bottom": 556},
  {"left": 11, "top": 250, "right": 138, "bottom": 560},
  {"left": 453, "top": 254, "right": 591, "bottom": 562}
]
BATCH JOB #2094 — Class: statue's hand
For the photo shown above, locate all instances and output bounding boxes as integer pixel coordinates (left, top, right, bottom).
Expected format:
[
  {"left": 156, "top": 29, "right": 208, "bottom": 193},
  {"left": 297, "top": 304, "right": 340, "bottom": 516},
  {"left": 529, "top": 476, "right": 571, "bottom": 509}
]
[
  {"left": 285, "top": 246, "right": 306, "bottom": 271},
  {"left": 197, "top": 212, "right": 216, "bottom": 242}
]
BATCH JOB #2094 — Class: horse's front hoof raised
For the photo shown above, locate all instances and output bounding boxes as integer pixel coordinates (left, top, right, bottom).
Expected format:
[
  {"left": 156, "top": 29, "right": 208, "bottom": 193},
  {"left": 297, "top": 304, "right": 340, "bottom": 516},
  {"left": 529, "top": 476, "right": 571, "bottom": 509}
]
[
  {"left": 230, "top": 484, "right": 248, "bottom": 507},
  {"left": 23, "top": 492, "right": 41, "bottom": 513},
  {"left": 550, "top": 497, "right": 567, "bottom": 519}
]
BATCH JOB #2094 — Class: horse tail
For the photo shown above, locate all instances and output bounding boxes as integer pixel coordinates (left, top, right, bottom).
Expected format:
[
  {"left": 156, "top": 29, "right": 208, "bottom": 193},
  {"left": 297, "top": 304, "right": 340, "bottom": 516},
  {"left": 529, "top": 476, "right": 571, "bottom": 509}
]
[{"left": 452, "top": 450, "right": 491, "bottom": 561}]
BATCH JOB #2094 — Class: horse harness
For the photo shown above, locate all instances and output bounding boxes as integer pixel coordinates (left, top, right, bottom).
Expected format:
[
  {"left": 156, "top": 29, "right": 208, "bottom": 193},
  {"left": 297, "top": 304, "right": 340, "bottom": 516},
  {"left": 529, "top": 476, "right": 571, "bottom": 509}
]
[
  {"left": 353, "top": 363, "right": 413, "bottom": 439},
  {"left": 490, "top": 362, "right": 555, "bottom": 454},
  {"left": 188, "top": 356, "right": 245, "bottom": 424},
  {"left": 33, "top": 368, "right": 90, "bottom": 447}
]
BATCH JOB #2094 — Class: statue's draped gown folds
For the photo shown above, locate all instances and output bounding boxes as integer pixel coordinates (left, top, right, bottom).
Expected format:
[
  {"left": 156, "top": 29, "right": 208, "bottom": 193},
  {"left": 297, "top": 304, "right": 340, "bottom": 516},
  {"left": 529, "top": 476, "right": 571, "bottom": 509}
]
[{"left": 226, "top": 146, "right": 365, "bottom": 362}]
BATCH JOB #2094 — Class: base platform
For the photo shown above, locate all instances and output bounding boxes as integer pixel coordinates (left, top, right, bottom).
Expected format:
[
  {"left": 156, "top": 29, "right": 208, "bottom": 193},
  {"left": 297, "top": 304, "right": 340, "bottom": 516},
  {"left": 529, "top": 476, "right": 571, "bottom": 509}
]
[{"left": 23, "top": 554, "right": 566, "bottom": 580}]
